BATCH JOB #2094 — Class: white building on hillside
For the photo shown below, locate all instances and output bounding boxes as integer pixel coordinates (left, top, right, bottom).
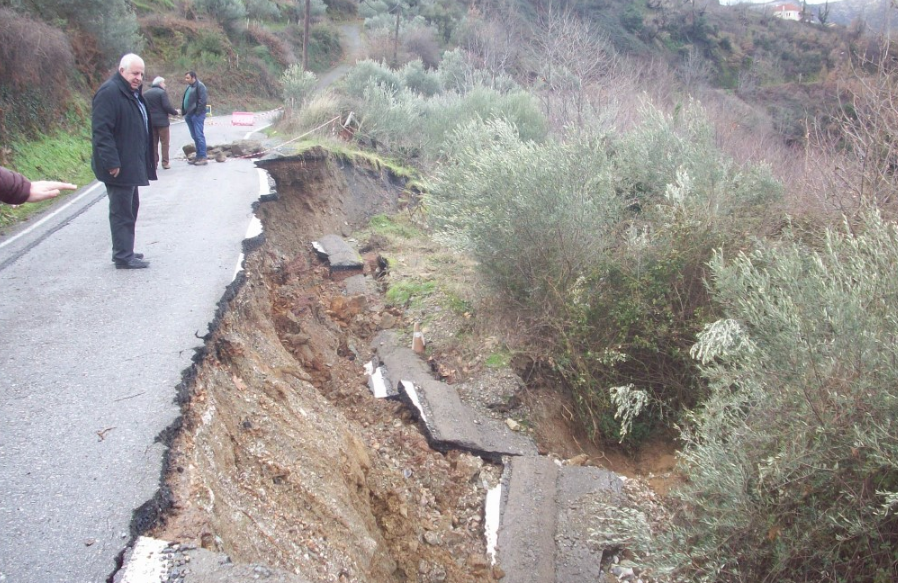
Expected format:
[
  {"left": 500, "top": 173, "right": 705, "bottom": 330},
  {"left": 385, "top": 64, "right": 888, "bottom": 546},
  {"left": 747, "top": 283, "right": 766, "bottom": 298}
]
[{"left": 773, "top": 3, "right": 802, "bottom": 20}]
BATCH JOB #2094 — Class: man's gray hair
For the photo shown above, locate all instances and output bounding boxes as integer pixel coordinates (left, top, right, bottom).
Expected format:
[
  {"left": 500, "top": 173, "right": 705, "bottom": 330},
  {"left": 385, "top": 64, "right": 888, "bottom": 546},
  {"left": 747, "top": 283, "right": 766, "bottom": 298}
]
[
  {"left": 119, "top": 53, "right": 144, "bottom": 71},
  {"left": 152, "top": 77, "right": 165, "bottom": 87}
]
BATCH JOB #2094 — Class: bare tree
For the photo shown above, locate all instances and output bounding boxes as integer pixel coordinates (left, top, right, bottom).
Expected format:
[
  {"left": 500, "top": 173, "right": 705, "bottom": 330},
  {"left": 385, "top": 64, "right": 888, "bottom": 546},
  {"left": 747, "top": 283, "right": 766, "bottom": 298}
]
[
  {"left": 806, "top": 42, "right": 898, "bottom": 217},
  {"left": 528, "top": 5, "right": 621, "bottom": 131},
  {"left": 677, "top": 46, "right": 712, "bottom": 93},
  {"left": 459, "top": 1, "right": 525, "bottom": 82}
]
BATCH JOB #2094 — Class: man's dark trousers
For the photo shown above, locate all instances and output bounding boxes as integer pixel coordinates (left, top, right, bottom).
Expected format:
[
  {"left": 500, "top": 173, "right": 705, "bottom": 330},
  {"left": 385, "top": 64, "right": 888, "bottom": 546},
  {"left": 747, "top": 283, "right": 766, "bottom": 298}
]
[{"left": 107, "top": 184, "right": 140, "bottom": 263}]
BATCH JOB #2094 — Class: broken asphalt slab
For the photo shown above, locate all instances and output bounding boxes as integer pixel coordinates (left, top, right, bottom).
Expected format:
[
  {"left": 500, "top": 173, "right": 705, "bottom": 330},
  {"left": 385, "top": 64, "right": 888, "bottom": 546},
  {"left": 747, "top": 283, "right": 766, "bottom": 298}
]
[
  {"left": 312, "top": 234, "right": 363, "bottom": 271},
  {"left": 115, "top": 537, "right": 314, "bottom": 583},
  {"left": 495, "top": 456, "right": 624, "bottom": 583},
  {"left": 370, "top": 330, "right": 537, "bottom": 461}
]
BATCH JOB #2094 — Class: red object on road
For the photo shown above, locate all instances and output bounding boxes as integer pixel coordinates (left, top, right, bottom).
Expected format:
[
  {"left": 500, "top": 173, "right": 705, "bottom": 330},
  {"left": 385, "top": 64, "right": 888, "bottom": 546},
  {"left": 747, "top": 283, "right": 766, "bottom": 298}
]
[{"left": 231, "top": 112, "right": 255, "bottom": 126}]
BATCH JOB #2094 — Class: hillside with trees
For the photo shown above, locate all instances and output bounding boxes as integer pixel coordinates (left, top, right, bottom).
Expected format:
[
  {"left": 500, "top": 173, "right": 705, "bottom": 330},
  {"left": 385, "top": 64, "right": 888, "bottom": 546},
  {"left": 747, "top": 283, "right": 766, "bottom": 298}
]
[{"left": 3, "top": 0, "right": 898, "bottom": 579}]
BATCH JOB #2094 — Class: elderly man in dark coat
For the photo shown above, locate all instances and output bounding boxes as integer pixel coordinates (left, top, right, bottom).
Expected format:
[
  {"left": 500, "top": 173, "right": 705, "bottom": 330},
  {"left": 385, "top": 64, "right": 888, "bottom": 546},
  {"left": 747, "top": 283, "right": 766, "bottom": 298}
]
[
  {"left": 91, "top": 53, "right": 157, "bottom": 269},
  {"left": 144, "top": 76, "right": 179, "bottom": 170}
]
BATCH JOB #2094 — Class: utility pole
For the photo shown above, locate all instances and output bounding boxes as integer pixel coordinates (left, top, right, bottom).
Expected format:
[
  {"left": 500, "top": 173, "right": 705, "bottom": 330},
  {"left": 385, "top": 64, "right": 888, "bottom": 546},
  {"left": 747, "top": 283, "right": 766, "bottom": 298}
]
[
  {"left": 302, "top": 0, "right": 310, "bottom": 71},
  {"left": 393, "top": 5, "right": 400, "bottom": 67}
]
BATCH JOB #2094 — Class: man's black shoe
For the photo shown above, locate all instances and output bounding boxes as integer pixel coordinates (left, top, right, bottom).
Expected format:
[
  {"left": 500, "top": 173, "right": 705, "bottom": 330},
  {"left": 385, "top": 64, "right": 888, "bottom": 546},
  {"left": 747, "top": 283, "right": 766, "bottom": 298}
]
[
  {"left": 115, "top": 258, "right": 150, "bottom": 269},
  {"left": 111, "top": 253, "right": 144, "bottom": 263}
]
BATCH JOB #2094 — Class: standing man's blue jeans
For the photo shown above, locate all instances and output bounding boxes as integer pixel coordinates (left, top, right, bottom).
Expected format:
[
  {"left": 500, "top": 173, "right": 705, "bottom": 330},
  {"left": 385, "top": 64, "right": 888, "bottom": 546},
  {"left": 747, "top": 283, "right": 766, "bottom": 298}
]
[{"left": 185, "top": 112, "right": 207, "bottom": 159}]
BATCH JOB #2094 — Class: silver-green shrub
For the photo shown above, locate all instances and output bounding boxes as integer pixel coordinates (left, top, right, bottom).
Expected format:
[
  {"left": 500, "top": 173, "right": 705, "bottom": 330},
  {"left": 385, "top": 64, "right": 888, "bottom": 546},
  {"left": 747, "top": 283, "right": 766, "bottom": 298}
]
[
  {"left": 245, "top": 0, "right": 280, "bottom": 20},
  {"left": 427, "top": 97, "right": 782, "bottom": 445},
  {"left": 281, "top": 65, "right": 317, "bottom": 115},
  {"left": 419, "top": 86, "right": 546, "bottom": 157},
  {"left": 196, "top": 0, "right": 247, "bottom": 29},
  {"left": 429, "top": 118, "right": 623, "bottom": 310},
  {"left": 437, "top": 48, "right": 520, "bottom": 94},
  {"left": 649, "top": 210, "right": 898, "bottom": 582},
  {"left": 342, "top": 59, "right": 402, "bottom": 98},
  {"left": 345, "top": 58, "right": 546, "bottom": 160},
  {"left": 612, "top": 99, "right": 781, "bottom": 215},
  {"left": 400, "top": 59, "right": 442, "bottom": 96},
  {"left": 357, "top": 83, "right": 425, "bottom": 154}
]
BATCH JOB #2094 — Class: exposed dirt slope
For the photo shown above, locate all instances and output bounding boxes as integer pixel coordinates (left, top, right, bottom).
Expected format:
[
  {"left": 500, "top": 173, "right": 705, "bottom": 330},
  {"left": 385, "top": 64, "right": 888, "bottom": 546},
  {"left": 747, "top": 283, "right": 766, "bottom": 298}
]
[
  {"left": 153, "top": 149, "right": 502, "bottom": 582},
  {"left": 151, "top": 146, "right": 677, "bottom": 583}
]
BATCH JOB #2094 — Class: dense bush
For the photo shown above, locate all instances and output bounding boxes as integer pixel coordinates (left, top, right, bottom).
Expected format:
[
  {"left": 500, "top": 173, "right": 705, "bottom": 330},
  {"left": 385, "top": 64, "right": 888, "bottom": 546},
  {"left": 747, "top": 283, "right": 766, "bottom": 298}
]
[
  {"left": 196, "top": 0, "right": 246, "bottom": 30},
  {"left": 429, "top": 99, "right": 782, "bottom": 444},
  {"left": 555, "top": 103, "right": 779, "bottom": 442},
  {"left": 282, "top": 65, "right": 317, "bottom": 114},
  {"left": 245, "top": 0, "right": 281, "bottom": 21},
  {"left": 429, "top": 118, "right": 622, "bottom": 310},
  {"left": 343, "top": 59, "right": 402, "bottom": 97},
  {"left": 399, "top": 60, "right": 443, "bottom": 96},
  {"left": 649, "top": 210, "right": 898, "bottom": 582},
  {"left": 342, "top": 58, "right": 545, "bottom": 159}
]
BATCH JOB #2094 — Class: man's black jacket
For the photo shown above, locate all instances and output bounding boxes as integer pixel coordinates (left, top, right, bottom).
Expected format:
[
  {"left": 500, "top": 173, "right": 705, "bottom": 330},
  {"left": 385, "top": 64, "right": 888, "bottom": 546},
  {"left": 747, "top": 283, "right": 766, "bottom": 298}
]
[
  {"left": 143, "top": 86, "right": 179, "bottom": 128},
  {"left": 181, "top": 79, "right": 208, "bottom": 116},
  {"left": 91, "top": 72, "right": 157, "bottom": 186}
]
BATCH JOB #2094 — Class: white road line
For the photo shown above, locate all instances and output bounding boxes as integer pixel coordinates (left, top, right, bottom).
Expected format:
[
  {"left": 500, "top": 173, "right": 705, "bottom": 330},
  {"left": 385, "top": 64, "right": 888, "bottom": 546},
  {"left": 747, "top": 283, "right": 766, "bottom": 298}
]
[
  {"left": 245, "top": 123, "right": 271, "bottom": 139},
  {"left": 0, "top": 181, "right": 105, "bottom": 251},
  {"left": 232, "top": 167, "right": 269, "bottom": 280}
]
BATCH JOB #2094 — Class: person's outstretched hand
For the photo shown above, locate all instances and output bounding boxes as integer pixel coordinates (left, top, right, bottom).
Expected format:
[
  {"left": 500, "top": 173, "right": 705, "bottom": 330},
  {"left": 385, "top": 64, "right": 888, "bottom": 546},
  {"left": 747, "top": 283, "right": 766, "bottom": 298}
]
[{"left": 27, "top": 181, "right": 77, "bottom": 202}]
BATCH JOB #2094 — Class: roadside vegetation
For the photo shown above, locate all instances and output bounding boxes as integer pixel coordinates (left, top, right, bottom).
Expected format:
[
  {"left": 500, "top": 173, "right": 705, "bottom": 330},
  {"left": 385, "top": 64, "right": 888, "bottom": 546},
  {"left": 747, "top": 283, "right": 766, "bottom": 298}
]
[
  {"left": 273, "top": 2, "right": 898, "bottom": 578},
  {"left": 5, "top": 0, "right": 898, "bottom": 578}
]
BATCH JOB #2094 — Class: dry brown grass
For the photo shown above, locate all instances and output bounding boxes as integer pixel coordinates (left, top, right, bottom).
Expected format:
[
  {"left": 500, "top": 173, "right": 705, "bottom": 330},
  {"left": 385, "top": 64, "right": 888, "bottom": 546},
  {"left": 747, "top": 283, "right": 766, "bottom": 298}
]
[{"left": 0, "top": 9, "right": 75, "bottom": 140}]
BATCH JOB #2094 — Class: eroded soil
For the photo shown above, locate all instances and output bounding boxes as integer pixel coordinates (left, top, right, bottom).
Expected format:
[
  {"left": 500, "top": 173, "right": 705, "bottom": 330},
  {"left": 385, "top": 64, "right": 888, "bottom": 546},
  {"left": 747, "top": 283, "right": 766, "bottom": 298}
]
[{"left": 151, "top": 148, "right": 675, "bottom": 582}]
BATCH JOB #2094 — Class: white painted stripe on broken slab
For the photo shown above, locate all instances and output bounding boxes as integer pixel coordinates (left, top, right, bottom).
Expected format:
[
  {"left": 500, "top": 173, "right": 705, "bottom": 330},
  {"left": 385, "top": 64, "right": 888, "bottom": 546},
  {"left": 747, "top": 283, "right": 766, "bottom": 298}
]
[
  {"left": 368, "top": 365, "right": 390, "bottom": 399},
  {"left": 484, "top": 483, "right": 503, "bottom": 565},
  {"left": 118, "top": 536, "right": 170, "bottom": 582},
  {"left": 401, "top": 380, "right": 427, "bottom": 424}
]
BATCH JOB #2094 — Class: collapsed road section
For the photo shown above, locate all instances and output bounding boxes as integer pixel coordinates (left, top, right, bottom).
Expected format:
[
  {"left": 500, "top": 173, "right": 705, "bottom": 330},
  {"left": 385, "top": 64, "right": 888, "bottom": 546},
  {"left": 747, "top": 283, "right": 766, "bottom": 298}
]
[{"left": 116, "top": 146, "right": 629, "bottom": 583}]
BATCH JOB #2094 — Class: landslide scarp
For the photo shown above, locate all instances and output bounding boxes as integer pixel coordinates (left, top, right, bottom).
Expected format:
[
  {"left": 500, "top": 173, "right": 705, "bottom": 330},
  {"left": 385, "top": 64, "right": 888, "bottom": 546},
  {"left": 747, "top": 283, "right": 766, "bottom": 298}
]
[{"left": 151, "top": 147, "right": 501, "bottom": 583}]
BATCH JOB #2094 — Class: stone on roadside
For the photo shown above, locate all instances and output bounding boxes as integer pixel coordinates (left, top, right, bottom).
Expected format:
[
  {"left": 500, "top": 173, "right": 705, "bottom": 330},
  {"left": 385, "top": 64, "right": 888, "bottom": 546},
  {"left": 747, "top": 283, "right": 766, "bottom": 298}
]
[{"left": 230, "top": 139, "right": 264, "bottom": 157}]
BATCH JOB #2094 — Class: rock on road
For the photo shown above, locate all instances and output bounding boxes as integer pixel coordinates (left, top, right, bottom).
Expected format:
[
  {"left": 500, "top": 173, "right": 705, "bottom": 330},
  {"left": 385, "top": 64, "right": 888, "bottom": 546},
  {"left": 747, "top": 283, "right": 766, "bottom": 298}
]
[{"left": 0, "top": 113, "right": 272, "bottom": 583}]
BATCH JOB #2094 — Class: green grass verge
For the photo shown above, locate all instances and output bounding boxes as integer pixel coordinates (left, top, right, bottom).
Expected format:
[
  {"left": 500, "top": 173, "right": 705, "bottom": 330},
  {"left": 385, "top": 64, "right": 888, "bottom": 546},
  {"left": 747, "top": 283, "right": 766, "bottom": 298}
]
[
  {"left": 386, "top": 279, "right": 436, "bottom": 307},
  {"left": 369, "top": 213, "right": 421, "bottom": 239},
  {"left": 1, "top": 124, "right": 94, "bottom": 227},
  {"left": 485, "top": 349, "right": 512, "bottom": 368}
]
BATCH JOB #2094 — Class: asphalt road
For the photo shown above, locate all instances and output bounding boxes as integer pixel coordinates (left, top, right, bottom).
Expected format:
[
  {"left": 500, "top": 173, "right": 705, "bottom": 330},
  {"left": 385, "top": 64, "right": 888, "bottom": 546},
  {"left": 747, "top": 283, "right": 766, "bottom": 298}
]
[{"left": 0, "top": 113, "right": 271, "bottom": 583}]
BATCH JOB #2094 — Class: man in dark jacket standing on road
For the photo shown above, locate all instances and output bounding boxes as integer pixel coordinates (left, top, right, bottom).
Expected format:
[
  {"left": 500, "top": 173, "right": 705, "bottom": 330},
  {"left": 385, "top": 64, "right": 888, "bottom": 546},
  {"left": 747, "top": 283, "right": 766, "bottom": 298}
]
[
  {"left": 144, "top": 76, "right": 179, "bottom": 170},
  {"left": 92, "top": 53, "right": 156, "bottom": 270},
  {"left": 181, "top": 71, "right": 208, "bottom": 166}
]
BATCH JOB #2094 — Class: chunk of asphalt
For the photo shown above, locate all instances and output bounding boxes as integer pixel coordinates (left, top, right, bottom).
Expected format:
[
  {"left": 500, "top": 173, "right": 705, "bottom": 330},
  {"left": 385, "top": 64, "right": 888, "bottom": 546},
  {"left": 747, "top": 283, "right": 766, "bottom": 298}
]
[
  {"left": 495, "top": 456, "right": 559, "bottom": 583},
  {"left": 311, "top": 234, "right": 363, "bottom": 271},
  {"left": 178, "top": 546, "right": 314, "bottom": 583},
  {"left": 115, "top": 537, "right": 313, "bottom": 583},
  {"left": 399, "top": 377, "right": 536, "bottom": 460},
  {"left": 371, "top": 330, "right": 537, "bottom": 460},
  {"left": 364, "top": 359, "right": 399, "bottom": 399},
  {"left": 493, "top": 459, "right": 625, "bottom": 582},
  {"left": 555, "top": 466, "right": 624, "bottom": 582},
  {"left": 343, "top": 274, "right": 370, "bottom": 296}
]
